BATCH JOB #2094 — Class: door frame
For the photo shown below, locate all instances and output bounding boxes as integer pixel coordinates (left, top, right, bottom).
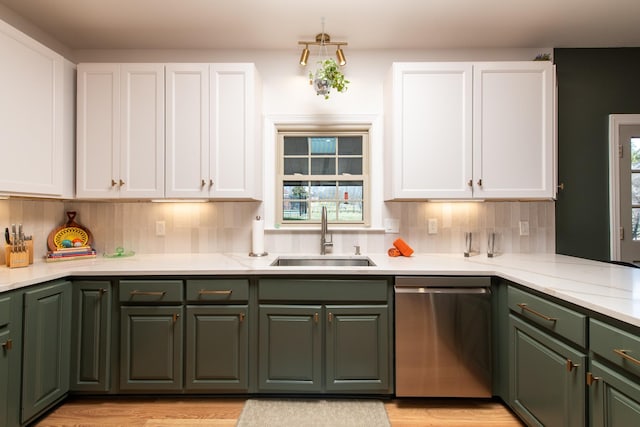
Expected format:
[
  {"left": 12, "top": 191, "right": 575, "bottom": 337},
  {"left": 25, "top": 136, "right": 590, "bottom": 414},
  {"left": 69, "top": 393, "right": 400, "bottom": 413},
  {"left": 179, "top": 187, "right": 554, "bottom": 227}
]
[{"left": 609, "top": 114, "right": 640, "bottom": 260}]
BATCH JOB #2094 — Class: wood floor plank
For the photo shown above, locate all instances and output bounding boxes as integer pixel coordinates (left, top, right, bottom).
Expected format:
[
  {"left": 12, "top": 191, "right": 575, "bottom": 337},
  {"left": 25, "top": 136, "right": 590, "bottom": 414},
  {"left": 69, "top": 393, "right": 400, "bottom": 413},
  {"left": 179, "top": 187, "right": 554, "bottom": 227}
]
[{"left": 36, "top": 396, "right": 523, "bottom": 426}]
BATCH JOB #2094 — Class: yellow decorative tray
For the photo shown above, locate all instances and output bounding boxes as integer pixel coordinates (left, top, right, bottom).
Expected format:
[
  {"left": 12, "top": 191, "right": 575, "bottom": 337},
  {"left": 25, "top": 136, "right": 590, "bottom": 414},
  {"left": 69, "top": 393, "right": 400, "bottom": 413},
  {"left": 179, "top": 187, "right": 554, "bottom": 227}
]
[{"left": 53, "top": 227, "right": 89, "bottom": 248}]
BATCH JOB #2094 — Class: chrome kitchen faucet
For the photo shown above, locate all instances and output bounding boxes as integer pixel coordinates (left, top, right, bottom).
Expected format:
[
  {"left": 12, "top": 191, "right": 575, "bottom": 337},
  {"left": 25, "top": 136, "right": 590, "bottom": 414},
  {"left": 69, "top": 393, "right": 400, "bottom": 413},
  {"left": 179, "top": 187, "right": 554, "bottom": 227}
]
[{"left": 320, "top": 206, "right": 333, "bottom": 255}]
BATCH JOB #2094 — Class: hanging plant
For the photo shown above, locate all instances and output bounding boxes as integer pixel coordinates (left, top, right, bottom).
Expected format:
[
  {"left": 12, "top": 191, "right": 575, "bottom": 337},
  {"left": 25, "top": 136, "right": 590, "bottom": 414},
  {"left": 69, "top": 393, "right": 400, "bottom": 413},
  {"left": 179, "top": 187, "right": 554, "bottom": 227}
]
[{"left": 309, "top": 58, "right": 349, "bottom": 99}]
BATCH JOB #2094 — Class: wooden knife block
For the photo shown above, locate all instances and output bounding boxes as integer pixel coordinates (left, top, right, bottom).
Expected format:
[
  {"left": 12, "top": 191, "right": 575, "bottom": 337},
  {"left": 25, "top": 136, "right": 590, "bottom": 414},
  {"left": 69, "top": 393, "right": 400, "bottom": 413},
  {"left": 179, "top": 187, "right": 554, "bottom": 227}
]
[{"left": 4, "top": 240, "right": 33, "bottom": 268}]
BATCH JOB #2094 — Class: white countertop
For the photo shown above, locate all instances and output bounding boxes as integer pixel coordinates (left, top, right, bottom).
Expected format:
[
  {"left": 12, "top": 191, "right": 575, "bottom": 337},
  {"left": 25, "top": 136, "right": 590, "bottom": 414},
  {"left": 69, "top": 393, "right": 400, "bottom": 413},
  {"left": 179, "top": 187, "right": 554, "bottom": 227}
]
[{"left": 2, "top": 252, "right": 640, "bottom": 328}]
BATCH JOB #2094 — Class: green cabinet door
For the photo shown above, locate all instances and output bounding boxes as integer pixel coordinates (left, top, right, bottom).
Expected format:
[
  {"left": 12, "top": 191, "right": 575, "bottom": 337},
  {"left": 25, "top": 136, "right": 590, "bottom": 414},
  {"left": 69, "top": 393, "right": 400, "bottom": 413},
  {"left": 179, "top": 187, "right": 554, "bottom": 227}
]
[
  {"left": 590, "top": 359, "right": 640, "bottom": 426},
  {"left": 259, "top": 305, "right": 322, "bottom": 392},
  {"left": 22, "top": 281, "right": 72, "bottom": 424},
  {"left": 70, "top": 281, "right": 112, "bottom": 392},
  {"left": 509, "top": 314, "right": 586, "bottom": 427},
  {"left": 185, "top": 305, "right": 249, "bottom": 392},
  {"left": 325, "top": 305, "right": 389, "bottom": 393},
  {"left": 120, "top": 306, "right": 183, "bottom": 391},
  {"left": 0, "top": 294, "right": 13, "bottom": 427}
]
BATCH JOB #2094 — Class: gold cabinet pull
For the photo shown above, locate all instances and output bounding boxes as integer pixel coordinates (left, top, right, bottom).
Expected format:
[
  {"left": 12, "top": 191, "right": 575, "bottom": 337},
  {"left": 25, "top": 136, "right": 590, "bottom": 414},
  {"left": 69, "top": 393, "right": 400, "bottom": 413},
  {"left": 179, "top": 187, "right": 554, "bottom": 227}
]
[
  {"left": 99, "top": 288, "right": 108, "bottom": 296},
  {"left": 172, "top": 313, "right": 180, "bottom": 323},
  {"left": 566, "top": 359, "right": 580, "bottom": 372},
  {"left": 111, "top": 179, "right": 117, "bottom": 187},
  {"left": 613, "top": 349, "right": 640, "bottom": 366},
  {"left": 198, "top": 289, "right": 232, "bottom": 295},
  {"left": 314, "top": 312, "right": 319, "bottom": 323},
  {"left": 586, "top": 372, "right": 601, "bottom": 386},
  {"left": 1, "top": 339, "right": 12, "bottom": 351},
  {"left": 239, "top": 313, "right": 245, "bottom": 322},
  {"left": 467, "top": 179, "right": 473, "bottom": 187},
  {"left": 477, "top": 179, "right": 483, "bottom": 187},
  {"left": 209, "top": 179, "right": 213, "bottom": 188},
  {"left": 328, "top": 312, "right": 333, "bottom": 323},
  {"left": 130, "top": 290, "right": 166, "bottom": 297},
  {"left": 517, "top": 303, "right": 557, "bottom": 322},
  {"left": 201, "top": 179, "right": 206, "bottom": 187},
  {"left": 119, "top": 179, "right": 125, "bottom": 187}
]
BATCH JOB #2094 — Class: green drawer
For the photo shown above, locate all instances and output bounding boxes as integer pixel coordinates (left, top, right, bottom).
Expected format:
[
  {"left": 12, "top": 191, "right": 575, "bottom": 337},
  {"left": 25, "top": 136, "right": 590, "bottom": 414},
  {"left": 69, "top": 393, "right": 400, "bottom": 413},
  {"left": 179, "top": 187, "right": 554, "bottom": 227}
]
[
  {"left": 119, "top": 280, "right": 183, "bottom": 303},
  {"left": 0, "top": 295, "right": 10, "bottom": 327},
  {"left": 508, "top": 286, "right": 586, "bottom": 347},
  {"left": 259, "top": 278, "right": 388, "bottom": 302},
  {"left": 591, "top": 318, "right": 640, "bottom": 378},
  {"left": 186, "top": 279, "right": 249, "bottom": 302}
]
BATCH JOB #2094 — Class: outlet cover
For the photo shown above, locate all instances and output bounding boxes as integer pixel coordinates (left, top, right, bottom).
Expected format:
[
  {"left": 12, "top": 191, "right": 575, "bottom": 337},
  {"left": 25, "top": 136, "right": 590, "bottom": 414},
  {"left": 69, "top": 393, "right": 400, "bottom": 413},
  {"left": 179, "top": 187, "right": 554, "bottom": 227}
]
[
  {"left": 428, "top": 218, "right": 438, "bottom": 234},
  {"left": 155, "top": 220, "right": 166, "bottom": 236},
  {"left": 384, "top": 218, "right": 400, "bottom": 234},
  {"left": 519, "top": 221, "right": 529, "bottom": 236}
]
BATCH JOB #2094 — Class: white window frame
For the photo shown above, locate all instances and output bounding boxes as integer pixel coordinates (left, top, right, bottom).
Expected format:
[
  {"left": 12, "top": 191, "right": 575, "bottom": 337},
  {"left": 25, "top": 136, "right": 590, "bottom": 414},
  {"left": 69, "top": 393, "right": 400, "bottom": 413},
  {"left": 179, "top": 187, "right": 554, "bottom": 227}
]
[{"left": 275, "top": 125, "right": 370, "bottom": 227}]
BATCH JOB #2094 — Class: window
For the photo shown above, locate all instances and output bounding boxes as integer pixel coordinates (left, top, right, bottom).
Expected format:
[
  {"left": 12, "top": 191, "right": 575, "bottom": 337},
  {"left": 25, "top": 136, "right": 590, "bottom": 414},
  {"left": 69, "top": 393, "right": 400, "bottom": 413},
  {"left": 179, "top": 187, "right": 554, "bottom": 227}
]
[
  {"left": 632, "top": 137, "right": 640, "bottom": 240},
  {"left": 277, "top": 129, "right": 369, "bottom": 226}
]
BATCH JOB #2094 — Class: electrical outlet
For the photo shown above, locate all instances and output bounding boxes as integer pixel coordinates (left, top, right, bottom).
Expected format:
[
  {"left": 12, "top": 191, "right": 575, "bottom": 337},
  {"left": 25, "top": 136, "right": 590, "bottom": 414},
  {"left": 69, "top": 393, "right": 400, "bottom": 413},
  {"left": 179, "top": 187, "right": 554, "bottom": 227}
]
[
  {"left": 384, "top": 218, "right": 400, "bottom": 234},
  {"left": 428, "top": 218, "right": 438, "bottom": 234},
  {"left": 155, "top": 220, "right": 166, "bottom": 236},
  {"left": 519, "top": 221, "right": 529, "bottom": 236}
]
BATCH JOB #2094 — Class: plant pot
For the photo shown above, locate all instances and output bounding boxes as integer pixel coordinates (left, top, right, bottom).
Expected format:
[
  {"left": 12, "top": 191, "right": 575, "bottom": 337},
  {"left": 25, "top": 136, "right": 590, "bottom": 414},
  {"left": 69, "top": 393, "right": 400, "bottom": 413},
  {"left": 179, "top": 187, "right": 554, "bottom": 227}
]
[{"left": 313, "top": 77, "right": 331, "bottom": 96}]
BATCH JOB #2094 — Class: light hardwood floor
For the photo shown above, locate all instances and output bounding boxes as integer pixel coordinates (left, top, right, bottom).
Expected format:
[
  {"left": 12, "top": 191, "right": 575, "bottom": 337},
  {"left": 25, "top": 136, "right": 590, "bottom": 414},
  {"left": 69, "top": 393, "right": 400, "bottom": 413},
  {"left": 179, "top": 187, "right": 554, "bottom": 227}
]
[{"left": 35, "top": 397, "right": 524, "bottom": 426}]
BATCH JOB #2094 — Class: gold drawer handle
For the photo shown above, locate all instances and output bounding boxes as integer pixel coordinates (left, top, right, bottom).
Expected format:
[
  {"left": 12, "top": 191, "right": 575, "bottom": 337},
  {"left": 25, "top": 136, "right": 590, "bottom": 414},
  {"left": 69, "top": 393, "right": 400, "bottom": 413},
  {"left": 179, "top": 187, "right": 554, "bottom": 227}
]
[
  {"left": 1, "top": 339, "right": 12, "bottom": 351},
  {"left": 586, "top": 372, "right": 601, "bottom": 386},
  {"left": 566, "top": 359, "right": 580, "bottom": 372},
  {"left": 614, "top": 349, "right": 640, "bottom": 366},
  {"left": 517, "top": 303, "right": 557, "bottom": 322},
  {"left": 198, "top": 289, "right": 232, "bottom": 295},
  {"left": 239, "top": 313, "right": 245, "bottom": 322},
  {"left": 130, "top": 290, "right": 166, "bottom": 297}
]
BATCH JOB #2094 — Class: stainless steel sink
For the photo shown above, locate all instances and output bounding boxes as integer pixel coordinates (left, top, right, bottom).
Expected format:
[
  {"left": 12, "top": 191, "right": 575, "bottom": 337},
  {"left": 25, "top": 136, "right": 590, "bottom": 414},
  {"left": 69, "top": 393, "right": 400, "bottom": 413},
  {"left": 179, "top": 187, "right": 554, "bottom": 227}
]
[{"left": 270, "top": 256, "right": 376, "bottom": 267}]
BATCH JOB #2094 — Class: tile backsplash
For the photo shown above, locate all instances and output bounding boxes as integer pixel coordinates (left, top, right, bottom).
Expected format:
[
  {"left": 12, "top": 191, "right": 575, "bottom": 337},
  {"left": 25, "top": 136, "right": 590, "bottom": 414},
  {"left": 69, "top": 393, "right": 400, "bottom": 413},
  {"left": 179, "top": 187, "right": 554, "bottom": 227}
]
[{"left": 0, "top": 199, "right": 554, "bottom": 263}]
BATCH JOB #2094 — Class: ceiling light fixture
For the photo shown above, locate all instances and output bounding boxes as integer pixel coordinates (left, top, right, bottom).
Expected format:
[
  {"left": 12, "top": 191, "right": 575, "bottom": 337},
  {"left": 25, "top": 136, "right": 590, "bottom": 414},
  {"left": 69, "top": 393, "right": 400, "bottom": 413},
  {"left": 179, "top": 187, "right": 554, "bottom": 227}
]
[{"left": 298, "top": 32, "right": 348, "bottom": 66}]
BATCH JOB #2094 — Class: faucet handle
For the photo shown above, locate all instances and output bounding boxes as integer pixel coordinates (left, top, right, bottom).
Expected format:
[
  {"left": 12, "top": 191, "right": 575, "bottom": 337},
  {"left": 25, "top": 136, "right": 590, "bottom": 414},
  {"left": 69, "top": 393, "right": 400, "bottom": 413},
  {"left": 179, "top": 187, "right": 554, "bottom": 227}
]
[{"left": 354, "top": 245, "right": 361, "bottom": 255}]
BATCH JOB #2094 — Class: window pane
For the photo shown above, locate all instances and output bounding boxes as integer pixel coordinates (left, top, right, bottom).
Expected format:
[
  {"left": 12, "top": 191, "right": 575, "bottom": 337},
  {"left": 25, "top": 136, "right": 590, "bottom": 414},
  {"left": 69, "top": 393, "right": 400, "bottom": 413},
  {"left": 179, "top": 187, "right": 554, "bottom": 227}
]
[
  {"left": 338, "top": 158, "right": 362, "bottom": 175},
  {"left": 283, "top": 201, "right": 309, "bottom": 221},
  {"left": 283, "top": 181, "right": 309, "bottom": 200},
  {"left": 338, "top": 136, "right": 362, "bottom": 155},
  {"left": 310, "top": 137, "right": 336, "bottom": 155},
  {"left": 284, "top": 158, "right": 308, "bottom": 175},
  {"left": 284, "top": 137, "right": 308, "bottom": 155},
  {"left": 632, "top": 173, "right": 640, "bottom": 204},
  {"left": 310, "top": 181, "right": 336, "bottom": 200},
  {"left": 311, "top": 158, "right": 336, "bottom": 175},
  {"left": 310, "top": 201, "right": 337, "bottom": 221},
  {"left": 339, "top": 181, "right": 363, "bottom": 201},
  {"left": 338, "top": 201, "right": 363, "bottom": 221},
  {"left": 632, "top": 138, "right": 640, "bottom": 170},
  {"left": 633, "top": 208, "right": 640, "bottom": 240}
]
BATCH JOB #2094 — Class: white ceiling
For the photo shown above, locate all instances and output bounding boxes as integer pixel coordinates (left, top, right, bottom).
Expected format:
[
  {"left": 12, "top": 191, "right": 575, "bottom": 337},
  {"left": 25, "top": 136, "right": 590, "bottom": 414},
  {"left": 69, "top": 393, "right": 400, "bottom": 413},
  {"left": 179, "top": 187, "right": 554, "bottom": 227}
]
[{"left": 1, "top": 0, "right": 639, "bottom": 50}]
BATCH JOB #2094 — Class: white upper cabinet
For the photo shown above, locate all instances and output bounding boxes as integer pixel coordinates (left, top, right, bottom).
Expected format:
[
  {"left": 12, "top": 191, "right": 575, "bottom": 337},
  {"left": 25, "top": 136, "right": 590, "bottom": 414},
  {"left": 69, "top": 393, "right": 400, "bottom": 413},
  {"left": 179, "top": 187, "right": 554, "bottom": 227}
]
[
  {"left": 166, "top": 63, "right": 262, "bottom": 200},
  {"left": 77, "top": 63, "right": 165, "bottom": 199},
  {"left": 0, "top": 19, "right": 66, "bottom": 196},
  {"left": 472, "top": 62, "right": 554, "bottom": 199},
  {"left": 384, "top": 62, "right": 473, "bottom": 200},
  {"left": 384, "top": 61, "right": 555, "bottom": 200}
]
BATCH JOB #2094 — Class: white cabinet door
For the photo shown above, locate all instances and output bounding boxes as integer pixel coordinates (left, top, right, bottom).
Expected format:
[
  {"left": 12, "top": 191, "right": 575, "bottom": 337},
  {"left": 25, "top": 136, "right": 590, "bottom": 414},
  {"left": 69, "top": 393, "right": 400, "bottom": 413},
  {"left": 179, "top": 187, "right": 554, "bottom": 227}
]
[
  {"left": 472, "top": 62, "right": 554, "bottom": 199},
  {"left": 0, "top": 20, "right": 63, "bottom": 196},
  {"left": 166, "top": 63, "right": 261, "bottom": 200},
  {"left": 77, "top": 64, "right": 164, "bottom": 199},
  {"left": 76, "top": 63, "right": 119, "bottom": 198},
  {"left": 165, "top": 64, "right": 210, "bottom": 198},
  {"left": 210, "top": 64, "right": 261, "bottom": 199},
  {"left": 119, "top": 64, "right": 164, "bottom": 198},
  {"left": 384, "top": 62, "right": 473, "bottom": 200}
]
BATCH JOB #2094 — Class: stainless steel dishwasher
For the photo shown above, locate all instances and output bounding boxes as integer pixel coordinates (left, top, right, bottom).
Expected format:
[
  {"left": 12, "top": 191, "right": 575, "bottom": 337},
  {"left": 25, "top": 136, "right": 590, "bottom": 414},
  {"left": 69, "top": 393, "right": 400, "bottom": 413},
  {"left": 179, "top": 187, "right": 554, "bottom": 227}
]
[{"left": 395, "top": 276, "right": 492, "bottom": 397}]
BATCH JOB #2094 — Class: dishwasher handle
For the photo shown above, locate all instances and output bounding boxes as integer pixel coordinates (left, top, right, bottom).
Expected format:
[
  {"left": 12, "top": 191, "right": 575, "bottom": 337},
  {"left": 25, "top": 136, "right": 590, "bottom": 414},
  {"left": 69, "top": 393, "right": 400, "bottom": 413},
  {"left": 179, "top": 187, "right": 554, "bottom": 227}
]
[{"left": 394, "top": 286, "right": 490, "bottom": 295}]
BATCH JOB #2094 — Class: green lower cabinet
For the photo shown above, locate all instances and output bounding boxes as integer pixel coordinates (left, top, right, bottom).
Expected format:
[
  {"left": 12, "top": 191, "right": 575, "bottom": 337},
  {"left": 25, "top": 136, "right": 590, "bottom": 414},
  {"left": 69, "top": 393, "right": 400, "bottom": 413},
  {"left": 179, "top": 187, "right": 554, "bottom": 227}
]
[
  {"left": 120, "top": 306, "right": 183, "bottom": 391},
  {"left": 70, "top": 281, "right": 112, "bottom": 392},
  {"left": 22, "top": 281, "right": 72, "bottom": 424},
  {"left": 590, "top": 359, "right": 640, "bottom": 426},
  {"left": 185, "top": 305, "right": 249, "bottom": 392},
  {"left": 259, "top": 305, "right": 323, "bottom": 392},
  {"left": 509, "top": 314, "right": 586, "bottom": 427},
  {"left": 325, "top": 305, "right": 389, "bottom": 393},
  {"left": 0, "top": 293, "right": 21, "bottom": 427}
]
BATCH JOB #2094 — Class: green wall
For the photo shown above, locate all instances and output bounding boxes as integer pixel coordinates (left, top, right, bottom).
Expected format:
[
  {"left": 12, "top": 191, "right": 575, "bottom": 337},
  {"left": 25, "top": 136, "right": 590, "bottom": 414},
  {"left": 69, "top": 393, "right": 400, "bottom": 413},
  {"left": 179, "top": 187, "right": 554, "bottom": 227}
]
[{"left": 554, "top": 48, "right": 640, "bottom": 261}]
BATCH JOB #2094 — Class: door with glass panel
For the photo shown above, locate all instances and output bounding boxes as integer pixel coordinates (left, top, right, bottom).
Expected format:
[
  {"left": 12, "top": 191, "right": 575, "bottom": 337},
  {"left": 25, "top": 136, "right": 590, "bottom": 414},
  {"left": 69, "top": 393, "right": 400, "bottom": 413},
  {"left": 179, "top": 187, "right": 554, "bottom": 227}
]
[{"left": 619, "top": 125, "right": 640, "bottom": 265}]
